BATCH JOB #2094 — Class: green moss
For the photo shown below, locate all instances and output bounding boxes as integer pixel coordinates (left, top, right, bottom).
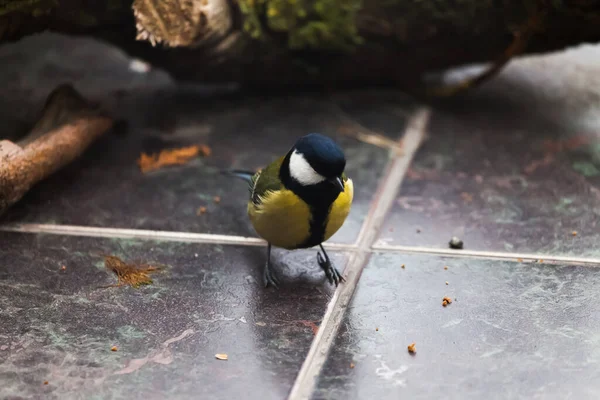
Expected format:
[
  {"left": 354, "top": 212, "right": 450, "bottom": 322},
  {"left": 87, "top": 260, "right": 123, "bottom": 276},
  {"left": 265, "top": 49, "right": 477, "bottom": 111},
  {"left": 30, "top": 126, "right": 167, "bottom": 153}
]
[
  {"left": 0, "top": 0, "right": 57, "bottom": 17},
  {"left": 238, "top": 0, "right": 363, "bottom": 51}
]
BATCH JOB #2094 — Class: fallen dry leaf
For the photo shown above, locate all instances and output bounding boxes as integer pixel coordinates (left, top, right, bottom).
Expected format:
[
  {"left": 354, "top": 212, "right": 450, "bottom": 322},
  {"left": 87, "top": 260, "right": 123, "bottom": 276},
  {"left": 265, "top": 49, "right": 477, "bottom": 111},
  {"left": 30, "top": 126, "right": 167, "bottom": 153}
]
[
  {"left": 407, "top": 342, "right": 416, "bottom": 354},
  {"left": 215, "top": 353, "right": 228, "bottom": 360},
  {"left": 104, "top": 255, "right": 161, "bottom": 288},
  {"left": 137, "top": 145, "right": 211, "bottom": 173}
]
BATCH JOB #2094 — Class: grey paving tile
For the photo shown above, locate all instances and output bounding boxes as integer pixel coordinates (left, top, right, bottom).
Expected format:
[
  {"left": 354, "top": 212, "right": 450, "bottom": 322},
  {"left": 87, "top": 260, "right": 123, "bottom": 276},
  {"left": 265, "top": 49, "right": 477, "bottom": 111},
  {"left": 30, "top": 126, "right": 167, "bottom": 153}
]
[
  {"left": 314, "top": 253, "right": 600, "bottom": 400},
  {"left": 0, "top": 33, "right": 419, "bottom": 244},
  {"left": 0, "top": 232, "right": 348, "bottom": 399},
  {"left": 378, "top": 46, "right": 600, "bottom": 257},
  {"left": 1, "top": 89, "right": 413, "bottom": 244}
]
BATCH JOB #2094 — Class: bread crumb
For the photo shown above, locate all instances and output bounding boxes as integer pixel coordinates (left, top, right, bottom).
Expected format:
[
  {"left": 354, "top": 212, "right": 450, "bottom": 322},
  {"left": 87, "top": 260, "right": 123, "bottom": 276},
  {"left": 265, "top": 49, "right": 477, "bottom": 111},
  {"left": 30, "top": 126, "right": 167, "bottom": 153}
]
[
  {"left": 407, "top": 342, "right": 416, "bottom": 354},
  {"left": 401, "top": 264, "right": 405, "bottom": 269},
  {"left": 213, "top": 196, "right": 221, "bottom": 203},
  {"left": 43, "top": 381, "right": 49, "bottom": 385},
  {"left": 60, "top": 265, "right": 66, "bottom": 271},
  {"left": 517, "top": 258, "right": 523, "bottom": 262},
  {"left": 350, "top": 363, "right": 355, "bottom": 368},
  {"left": 375, "top": 327, "right": 379, "bottom": 332},
  {"left": 442, "top": 296, "right": 453, "bottom": 307},
  {"left": 538, "top": 259, "right": 544, "bottom": 263},
  {"left": 445, "top": 281, "right": 449, "bottom": 285},
  {"left": 196, "top": 206, "right": 207, "bottom": 216},
  {"left": 111, "top": 346, "right": 118, "bottom": 352},
  {"left": 444, "top": 266, "right": 448, "bottom": 270},
  {"left": 460, "top": 192, "right": 473, "bottom": 203},
  {"left": 215, "top": 353, "right": 228, "bottom": 360},
  {"left": 572, "top": 231, "right": 578, "bottom": 236}
]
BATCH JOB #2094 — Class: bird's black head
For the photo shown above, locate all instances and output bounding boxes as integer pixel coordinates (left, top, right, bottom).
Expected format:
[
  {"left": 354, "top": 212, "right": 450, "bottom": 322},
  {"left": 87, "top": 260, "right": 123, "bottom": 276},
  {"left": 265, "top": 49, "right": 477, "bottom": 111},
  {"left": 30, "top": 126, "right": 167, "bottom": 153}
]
[{"left": 281, "top": 133, "right": 346, "bottom": 194}]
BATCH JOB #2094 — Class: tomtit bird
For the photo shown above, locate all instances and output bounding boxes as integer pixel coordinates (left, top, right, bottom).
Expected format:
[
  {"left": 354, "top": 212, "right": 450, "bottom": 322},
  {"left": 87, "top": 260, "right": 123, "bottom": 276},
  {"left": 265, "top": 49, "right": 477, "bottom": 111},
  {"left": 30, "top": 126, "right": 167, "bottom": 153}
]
[{"left": 231, "top": 133, "right": 353, "bottom": 288}]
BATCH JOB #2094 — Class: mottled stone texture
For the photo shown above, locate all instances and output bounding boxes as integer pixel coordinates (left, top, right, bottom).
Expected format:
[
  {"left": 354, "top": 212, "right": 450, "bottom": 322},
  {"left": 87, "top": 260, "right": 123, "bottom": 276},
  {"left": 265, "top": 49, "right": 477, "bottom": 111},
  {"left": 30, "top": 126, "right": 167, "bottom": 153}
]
[
  {"left": 379, "top": 45, "right": 600, "bottom": 257},
  {"left": 314, "top": 254, "right": 600, "bottom": 400},
  {"left": 0, "top": 233, "right": 346, "bottom": 399}
]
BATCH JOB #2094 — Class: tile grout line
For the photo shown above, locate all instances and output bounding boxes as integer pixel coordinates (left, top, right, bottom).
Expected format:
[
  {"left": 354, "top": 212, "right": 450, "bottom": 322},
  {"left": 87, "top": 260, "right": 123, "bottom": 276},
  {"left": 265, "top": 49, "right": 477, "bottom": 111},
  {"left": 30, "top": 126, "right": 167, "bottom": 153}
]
[
  {"left": 0, "top": 223, "right": 358, "bottom": 251},
  {"left": 372, "top": 244, "right": 600, "bottom": 266},
  {"left": 288, "top": 107, "right": 431, "bottom": 400},
  {"left": 3, "top": 224, "right": 599, "bottom": 266}
]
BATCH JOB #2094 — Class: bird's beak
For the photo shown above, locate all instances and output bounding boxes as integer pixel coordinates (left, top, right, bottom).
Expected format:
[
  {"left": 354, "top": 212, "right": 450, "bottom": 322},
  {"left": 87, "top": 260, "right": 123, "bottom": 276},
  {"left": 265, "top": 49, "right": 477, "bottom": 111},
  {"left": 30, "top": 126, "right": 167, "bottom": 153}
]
[{"left": 330, "top": 176, "right": 345, "bottom": 192}]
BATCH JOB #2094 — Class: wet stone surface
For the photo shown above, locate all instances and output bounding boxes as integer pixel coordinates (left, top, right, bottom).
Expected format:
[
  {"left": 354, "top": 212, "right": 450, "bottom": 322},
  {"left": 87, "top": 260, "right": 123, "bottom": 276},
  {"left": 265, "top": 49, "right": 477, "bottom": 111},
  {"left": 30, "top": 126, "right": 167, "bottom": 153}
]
[
  {"left": 378, "top": 46, "right": 600, "bottom": 257},
  {"left": 0, "top": 233, "right": 347, "bottom": 400},
  {"left": 314, "top": 253, "right": 600, "bottom": 400},
  {"left": 0, "top": 34, "right": 417, "bottom": 245},
  {"left": 1, "top": 90, "right": 411, "bottom": 244}
]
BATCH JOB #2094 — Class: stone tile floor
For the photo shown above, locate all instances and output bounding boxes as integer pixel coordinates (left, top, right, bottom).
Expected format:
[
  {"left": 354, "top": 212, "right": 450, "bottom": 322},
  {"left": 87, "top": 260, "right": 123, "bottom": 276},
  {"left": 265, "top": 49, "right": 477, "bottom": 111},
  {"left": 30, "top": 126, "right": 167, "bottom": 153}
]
[{"left": 1, "top": 35, "right": 600, "bottom": 399}]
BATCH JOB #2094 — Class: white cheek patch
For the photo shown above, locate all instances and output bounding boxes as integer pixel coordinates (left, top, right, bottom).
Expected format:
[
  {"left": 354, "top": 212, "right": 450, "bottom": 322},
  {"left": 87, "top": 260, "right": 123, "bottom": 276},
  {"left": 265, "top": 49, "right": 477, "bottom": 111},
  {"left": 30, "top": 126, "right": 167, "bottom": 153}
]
[{"left": 289, "top": 150, "right": 326, "bottom": 186}]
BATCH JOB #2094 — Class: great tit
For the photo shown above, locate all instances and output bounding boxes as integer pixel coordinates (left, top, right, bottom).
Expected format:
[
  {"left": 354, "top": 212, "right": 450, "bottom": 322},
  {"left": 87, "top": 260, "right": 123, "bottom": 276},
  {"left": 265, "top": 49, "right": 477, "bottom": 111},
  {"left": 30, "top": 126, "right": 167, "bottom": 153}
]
[{"left": 230, "top": 133, "right": 353, "bottom": 288}]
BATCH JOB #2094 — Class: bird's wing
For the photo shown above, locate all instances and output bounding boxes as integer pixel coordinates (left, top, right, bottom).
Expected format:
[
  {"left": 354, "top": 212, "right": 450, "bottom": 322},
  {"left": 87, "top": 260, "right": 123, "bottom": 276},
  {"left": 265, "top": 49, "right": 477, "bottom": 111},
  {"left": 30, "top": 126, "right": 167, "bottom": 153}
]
[{"left": 251, "top": 156, "right": 285, "bottom": 205}]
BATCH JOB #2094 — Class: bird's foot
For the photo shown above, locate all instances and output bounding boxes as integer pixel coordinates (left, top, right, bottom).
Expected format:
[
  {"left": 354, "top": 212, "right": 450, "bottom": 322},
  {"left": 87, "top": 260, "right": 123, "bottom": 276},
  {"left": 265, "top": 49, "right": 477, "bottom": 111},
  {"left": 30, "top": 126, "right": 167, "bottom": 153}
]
[
  {"left": 317, "top": 251, "right": 344, "bottom": 287},
  {"left": 263, "top": 262, "right": 280, "bottom": 289}
]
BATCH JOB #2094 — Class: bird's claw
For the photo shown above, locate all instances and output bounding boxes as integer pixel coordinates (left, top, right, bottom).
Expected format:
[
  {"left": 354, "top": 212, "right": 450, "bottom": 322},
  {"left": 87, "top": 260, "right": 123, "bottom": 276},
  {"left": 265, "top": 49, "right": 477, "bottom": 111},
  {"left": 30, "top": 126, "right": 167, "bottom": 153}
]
[
  {"left": 317, "top": 251, "right": 344, "bottom": 287},
  {"left": 263, "top": 263, "right": 280, "bottom": 289}
]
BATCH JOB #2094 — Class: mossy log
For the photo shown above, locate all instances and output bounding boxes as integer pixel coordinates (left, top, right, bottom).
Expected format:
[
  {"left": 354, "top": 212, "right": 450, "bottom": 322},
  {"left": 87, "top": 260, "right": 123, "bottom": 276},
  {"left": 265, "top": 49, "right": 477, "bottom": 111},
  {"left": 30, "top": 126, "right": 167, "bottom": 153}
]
[{"left": 1, "top": 0, "right": 600, "bottom": 88}]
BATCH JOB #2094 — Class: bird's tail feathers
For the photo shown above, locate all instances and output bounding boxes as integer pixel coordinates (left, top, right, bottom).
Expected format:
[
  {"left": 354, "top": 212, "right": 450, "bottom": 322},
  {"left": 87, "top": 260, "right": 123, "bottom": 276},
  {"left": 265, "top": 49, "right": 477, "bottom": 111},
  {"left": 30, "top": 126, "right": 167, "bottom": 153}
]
[{"left": 224, "top": 169, "right": 255, "bottom": 183}]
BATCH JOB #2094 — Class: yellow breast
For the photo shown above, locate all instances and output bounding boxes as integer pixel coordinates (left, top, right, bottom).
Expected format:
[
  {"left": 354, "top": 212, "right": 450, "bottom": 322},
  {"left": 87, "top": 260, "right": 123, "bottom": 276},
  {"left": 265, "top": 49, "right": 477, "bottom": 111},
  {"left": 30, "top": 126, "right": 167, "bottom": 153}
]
[
  {"left": 248, "top": 178, "right": 354, "bottom": 250},
  {"left": 248, "top": 188, "right": 312, "bottom": 250},
  {"left": 324, "top": 178, "right": 353, "bottom": 242}
]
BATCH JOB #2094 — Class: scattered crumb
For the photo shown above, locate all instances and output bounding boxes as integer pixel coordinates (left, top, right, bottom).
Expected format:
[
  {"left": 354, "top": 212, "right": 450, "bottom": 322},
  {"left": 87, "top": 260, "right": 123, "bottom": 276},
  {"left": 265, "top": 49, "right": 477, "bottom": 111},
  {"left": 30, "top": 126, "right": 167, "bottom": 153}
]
[
  {"left": 407, "top": 342, "right": 416, "bottom": 354},
  {"left": 255, "top": 321, "right": 267, "bottom": 327},
  {"left": 196, "top": 206, "right": 207, "bottom": 216},
  {"left": 137, "top": 145, "right": 211, "bottom": 173},
  {"left": 445, "top": 281, "right": 449, "bottom": 285},
  {"left": 572, "top": 231, "right": 578, "bottom": 237},
  {"left": 401, "top": 264, "right": 405, "bottom": 269},
  {"left": 460, "top": 192, "right": 473, "bottom": 203},
  {"left": 350, "top": 363, "right": 355, "bottom": 369},
  {"left": 215, "top": 353, "right": 228, "bottom": 360},
  {"left": 111, "top": 346, "right": 118, "bottom": 352},
  {"left": 60, "top": 265, "right": 66, "bottom": 271},
  {"left": 517, "top": 258, "right": 523, "bottom": 262},
  {"left": 104, "top": 255, "right": 161, "bottom": 288},
  {"left": 444, "top": 266, "right": 448, "bottom": 270},
  {"left": 442, "top": 296, "right": 453, "bottom": 307},
  {"left": 194, "top": 253, "right": 199, "bottom": 258},
  {"left": 449, "top": 236, "right": 464, "bottom": 249},
  {"left": 213, "top": 196, "right": 221, "bottom": 204},
  {"left": 376, "top": 327, "right": 379, "bottom": 332},
  {"left": 538, "top": 259, "right": 544, "bottom": 263},
  {"left": 43, "top": 381, "right": 49, "bottom": 385}
]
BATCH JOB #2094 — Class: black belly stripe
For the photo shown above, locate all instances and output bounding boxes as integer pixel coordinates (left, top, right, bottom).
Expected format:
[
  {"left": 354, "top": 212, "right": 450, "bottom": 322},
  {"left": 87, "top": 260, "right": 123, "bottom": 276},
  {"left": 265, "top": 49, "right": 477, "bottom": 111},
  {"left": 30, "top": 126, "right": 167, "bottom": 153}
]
[{"left": 299, "top": 203, "right": 332, "bottom": 249}]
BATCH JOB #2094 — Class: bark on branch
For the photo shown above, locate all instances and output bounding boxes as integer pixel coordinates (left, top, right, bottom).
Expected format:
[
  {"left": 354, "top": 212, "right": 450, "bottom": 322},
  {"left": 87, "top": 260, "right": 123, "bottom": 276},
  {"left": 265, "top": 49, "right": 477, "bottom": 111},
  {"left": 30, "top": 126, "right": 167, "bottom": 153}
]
[
  {"left": 0, "top": 84, "right": 114, "bottom": 215},
  {"left": 1, "top": 1, "right": 600, "bottom": 88}
]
